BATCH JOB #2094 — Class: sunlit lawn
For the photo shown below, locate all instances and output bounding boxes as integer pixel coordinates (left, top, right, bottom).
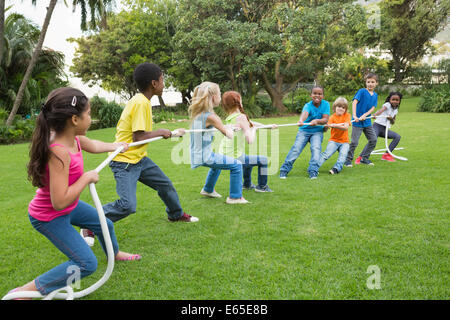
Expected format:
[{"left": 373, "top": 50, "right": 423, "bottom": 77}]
[{"left": 0, "top": 97, "right": 448, "bottom": 299}]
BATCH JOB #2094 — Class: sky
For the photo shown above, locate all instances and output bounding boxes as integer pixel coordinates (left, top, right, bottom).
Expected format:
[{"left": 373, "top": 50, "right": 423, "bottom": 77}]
[{"left": 5, "top": 0, "right": 181, "bottom": 105}]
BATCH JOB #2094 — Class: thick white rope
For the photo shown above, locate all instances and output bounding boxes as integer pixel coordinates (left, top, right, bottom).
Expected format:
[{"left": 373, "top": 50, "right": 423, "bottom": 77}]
[{"left": 383, "top": 122, "right": 407, "bottom": 161}]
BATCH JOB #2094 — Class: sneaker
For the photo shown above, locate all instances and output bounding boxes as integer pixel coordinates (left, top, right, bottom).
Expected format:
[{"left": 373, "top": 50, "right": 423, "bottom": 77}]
[
  {"left": 355, "top": 156, "right": 362, "bottom": 165},
  {"left": 344, "top": 160, "right": 353, "bottom": 167},
  {"left": 200, "top": 189, "right": 222, "bottom": 198},
  {"left": 80, "top": 229, "right": 95, "bottom": 247},
  {"left": 381, "top": 152, "right": 396, "bottom": 162},
  {"left": 168, "top": 212, "right": 199, "bottom": 222},
  {"left": 243, "top": 183, "right": 256, "bottom": 190},
  {"left": 255, "top": 185, "right": 273, "bottom": 193},
  {"left": 329, "top": 168, "right": 339, "bottom": 175},
  {"left": 226, "top": 197, "right": 249, "bottom": 204},
  {"left": 279, "top": 172, "right": 287, "bottom": 179},
  {"left": 360, "top": 158, "right": 374, "bottom": 166},
  {"left": 309, "top": 172, "right": 318, "bottom": 180}
]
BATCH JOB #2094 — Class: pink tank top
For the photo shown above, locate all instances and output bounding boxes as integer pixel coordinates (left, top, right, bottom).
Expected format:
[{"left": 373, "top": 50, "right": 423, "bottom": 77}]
[{"left": 28, "top": 137, "right": 84, "bottom": 221}]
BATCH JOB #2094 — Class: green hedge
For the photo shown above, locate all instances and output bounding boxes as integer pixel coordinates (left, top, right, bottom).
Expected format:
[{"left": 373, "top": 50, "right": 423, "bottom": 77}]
[
  {"left": 418, "top": 85, "right": 450, "bottom": 113},
  {"left": 0, "top": 109, "right": 35, "bottom": 144}
]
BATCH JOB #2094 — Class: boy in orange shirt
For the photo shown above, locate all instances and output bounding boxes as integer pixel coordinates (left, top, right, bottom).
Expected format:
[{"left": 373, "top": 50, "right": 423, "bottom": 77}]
[{"left": 311, "top": 97, "right": 351, "bottom": 176}]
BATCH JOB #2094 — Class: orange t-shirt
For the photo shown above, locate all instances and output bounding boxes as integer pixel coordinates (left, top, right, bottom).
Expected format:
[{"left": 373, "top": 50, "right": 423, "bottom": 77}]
[{"left": 328, "top": 113, "right": 351, "bottom": 143}]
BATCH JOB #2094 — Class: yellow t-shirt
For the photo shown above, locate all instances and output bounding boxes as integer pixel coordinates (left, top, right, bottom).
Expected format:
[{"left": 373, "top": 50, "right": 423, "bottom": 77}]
[{"left": 113, "top": 93, "right": 153, "bottom": 163}]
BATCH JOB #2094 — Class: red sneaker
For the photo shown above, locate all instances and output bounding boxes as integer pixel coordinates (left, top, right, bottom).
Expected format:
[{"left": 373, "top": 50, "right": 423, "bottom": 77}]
[
  {"left": 168, "top": 212, "right": 199, "bottom": 223},
  {"left": 355, "top": 156, "right": 362, "bottom": 165},
  {"left": 381, "top": 152, "right": 396, "bottom": 162}
]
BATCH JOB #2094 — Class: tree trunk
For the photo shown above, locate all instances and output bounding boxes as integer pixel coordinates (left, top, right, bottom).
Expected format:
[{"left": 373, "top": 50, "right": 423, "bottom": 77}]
[
  {"left": 157, "top": 95, "right": 166, "bottom": 109},
  {"left": 261, "top": 66, "right": 287, "bottom": 113},
  {"left": 392, "top": 51, "right": 405, "bottom": 83},
  {"left": 181, "top": 89, "right": 191, "bottom": 105},
  {"left": 6, "top": 0, "right": 57, "bottom": 126},
  {"left": 0, "top": 0, "right": 5, "bottom": 65}
]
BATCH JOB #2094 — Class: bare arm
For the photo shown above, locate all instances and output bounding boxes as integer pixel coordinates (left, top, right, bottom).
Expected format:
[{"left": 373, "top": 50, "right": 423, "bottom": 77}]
[
  {"left": 206, "top": 113, "right": 233, "bottom": 139},
  {"left": 78, "top": 135, "right": 129, "bottom": 153},
  {"left": 298, "top": 111, "right": 309, "bottom": 126},
  {"left": 327, "top": 122, "right": 349, "bottom": 131},
  {"left": 360, "top": 106, "right": 375, "bottom": 121},
  {"left": 309, "top": 114, "right": 330, "bottom": 126},
  {"left": 373, "top": 105, "right": 387, "bottom": 117},
  {"left": 49, "top": 147, "right": 99, "bottom": 211},
  {"left": 352, "top": 99, "right": 359, "bottom": 122},
  {"left": 237, "top": 114, "right": 256, "bottom": 144},
  {"left": 133, "top": 128, "right": 172, "bottom": 142}
]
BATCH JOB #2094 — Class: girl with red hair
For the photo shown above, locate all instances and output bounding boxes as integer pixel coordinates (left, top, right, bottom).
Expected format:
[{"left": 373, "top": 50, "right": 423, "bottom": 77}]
[{"left": 219, "top": 91, "right": 276, "bottom": 193}]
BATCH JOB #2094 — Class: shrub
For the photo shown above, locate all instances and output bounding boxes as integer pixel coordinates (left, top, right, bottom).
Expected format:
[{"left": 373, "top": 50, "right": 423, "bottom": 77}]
[
  {"left": 0, "top": 109, "right": 35, "bottom": 144},
  {"left": 173, "top": 103, "right": 189, "bottom": 116},
  {"left": 284, "top": 88, "right": 312, "bottom": 113},
  {"left": 153, "top": 109, "right": 174, "bottom": 123},
  {"left": 319, "top": 53, "right": 392, "bottom": 95},
  {"left": 89, "top": 95, "right": 108, "bottom": 119},
  {"left": 255, "top": 95, "right": 276, "bottom": 116},
  {"left": 241, "top": 95, "right": 262, "bottom": 118},
  {"left": 417, "top": 85, "right": 450, "bottom": 113},
  {"left": 97, "top": 101, "right": 123, "bottom": 128}
]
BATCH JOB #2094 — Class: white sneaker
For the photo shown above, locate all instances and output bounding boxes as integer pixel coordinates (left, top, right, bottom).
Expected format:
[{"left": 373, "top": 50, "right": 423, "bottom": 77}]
[
  {"left": 200, "top": 189, "right": 222, "bottom": 198},
  {"left": 226, "top": 197, "right": 249, "bottom": 204},
  {"left": 80, "top": 228, "right": 95, "bottom": 247}
]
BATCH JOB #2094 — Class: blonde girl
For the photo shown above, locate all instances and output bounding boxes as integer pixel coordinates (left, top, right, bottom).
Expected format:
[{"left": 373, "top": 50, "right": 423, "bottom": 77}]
[{"left": 189, "top": 82, "right": 248, "bottom": 204}]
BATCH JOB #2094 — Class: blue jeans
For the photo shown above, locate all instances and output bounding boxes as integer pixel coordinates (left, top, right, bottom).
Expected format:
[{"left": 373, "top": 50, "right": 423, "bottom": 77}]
[
  {"left": 238, "top": 154, "right": 269, "bottom": 188},
  {"left": 103, "top": 157, "right": 183, "bottom": 222},
  {"left": 314, "top": 141, "right": 350, "bottom": 174},
  {"left": 280, "top": 130, "right": 324, "bottom": 175},
  {"left": 202, "top": 152, "right": 243, "bottom": 199},
  {"left": 371, "top": 122, "right": 401, "bottom": 153},
  {"left": 29, "top": 200, "right": 119, "bottom": 296}
]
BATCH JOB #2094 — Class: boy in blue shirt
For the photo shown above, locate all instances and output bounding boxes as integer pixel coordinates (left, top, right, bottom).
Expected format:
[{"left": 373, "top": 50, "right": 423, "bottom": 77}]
[
  {"left": 345, "top": 73, "right": 379, "bottom": 166},
  {"left": 279, "top": 86, "right": 330, "bottom": 179}
]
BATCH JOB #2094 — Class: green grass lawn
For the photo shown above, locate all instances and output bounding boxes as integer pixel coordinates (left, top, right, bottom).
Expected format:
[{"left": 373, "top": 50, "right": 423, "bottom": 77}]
[{"left": 0, "top": 97, "right": 449, "bottom": 300}]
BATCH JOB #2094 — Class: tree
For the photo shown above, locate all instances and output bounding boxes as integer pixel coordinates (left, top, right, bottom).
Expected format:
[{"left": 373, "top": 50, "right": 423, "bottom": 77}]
[
  {"left": 173, "top": 0, "right": 355, "bottom": 112},
  {"left": 0, "top": 0, "right": 5, "bottom": 65},
  {"left": 6, "top": 0, "right": 116, "bottom": 126},
  {"left": 378, "top": 0, "right": 449, "bottom": 82},
  {"left": 6, "top": 0, "right": 56, "bottom": 126},
  {"left": 70, "top": 1, "right": 176, "bottom": 102},
  {"left": 71, "top": 0, "right": 116, "bottom": 30},
  {"left": 0, "top": 13, "right": 67, "bottom": 115}
]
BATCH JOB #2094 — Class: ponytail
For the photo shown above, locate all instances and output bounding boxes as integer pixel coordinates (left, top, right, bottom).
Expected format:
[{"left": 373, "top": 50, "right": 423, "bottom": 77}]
[
  {"left": 27, "top": 87, "right": 89, "bottom": 188},
  {"left": 222, "top": 91, "right": 253, "bottom": 127},
  {"left": 188, "top": 82, "right": 219, "bottom": 120},
  {"left": 27, "top": 111, "right": 51, "bottom": 188}
]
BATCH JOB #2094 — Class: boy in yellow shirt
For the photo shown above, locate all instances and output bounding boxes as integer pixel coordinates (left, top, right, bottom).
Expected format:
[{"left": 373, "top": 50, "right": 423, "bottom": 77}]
[{"left": 81, "top": 63, "right": 197, "bottom": 245}]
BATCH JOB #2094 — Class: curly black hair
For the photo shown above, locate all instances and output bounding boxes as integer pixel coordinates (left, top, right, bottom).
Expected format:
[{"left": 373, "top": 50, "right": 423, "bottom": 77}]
[
  {"left": 385, "top": 91, "right": 403, "bottom": 104},
  {"left": 133, "top": 62, "right": 163, "bottom": 92}
]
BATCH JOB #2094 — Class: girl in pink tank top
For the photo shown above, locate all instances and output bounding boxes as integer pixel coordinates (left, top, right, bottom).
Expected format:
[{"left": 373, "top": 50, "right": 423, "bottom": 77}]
[{"left": 8, "top": 87, "right": 141, "bottom": 298}]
